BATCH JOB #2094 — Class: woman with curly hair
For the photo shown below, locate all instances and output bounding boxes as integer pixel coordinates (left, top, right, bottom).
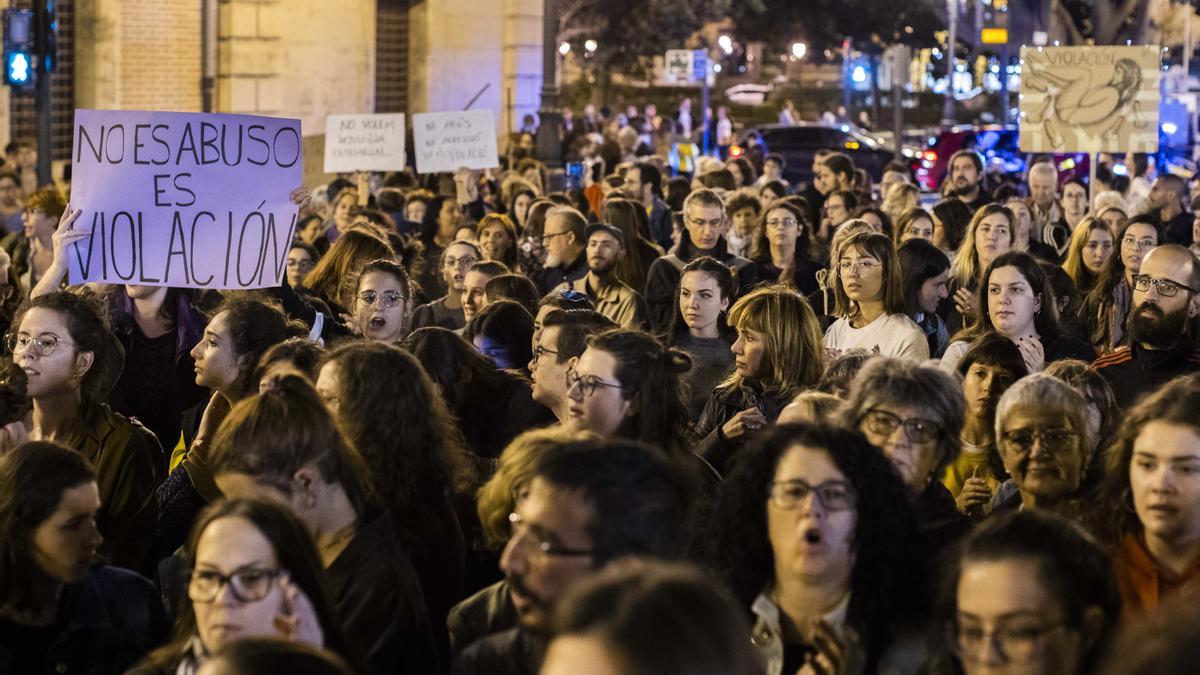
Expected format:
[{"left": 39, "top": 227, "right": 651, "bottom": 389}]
[
  {"left": 1096, "top": 373, "right": 1200, "bottom": 618},
  {"left": 708, "top": 422, "right": 929, "bottom": 675},
  {"left": 302, "top": 228, "right": 396, "bottom": 314},
  {"left": 317, "top": 341, "right": 470, "bottom": 659}
]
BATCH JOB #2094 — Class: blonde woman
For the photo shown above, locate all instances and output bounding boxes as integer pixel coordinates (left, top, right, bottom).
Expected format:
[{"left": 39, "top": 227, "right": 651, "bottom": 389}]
[
  {"left": 1062, "top": 216, "right": 1115, "bottom": 295},
  {"left": 881, "top": 181, "right": 920, "bottom": 225},
  {"left": 693, "top": 284, "right": 825, "bottom": 474},
  {"left": 947, "top": 203, "right": 1014, "bottom": 328}
]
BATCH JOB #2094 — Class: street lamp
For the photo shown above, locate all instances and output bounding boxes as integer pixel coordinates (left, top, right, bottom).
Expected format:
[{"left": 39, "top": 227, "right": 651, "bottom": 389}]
[
  {"left": 558, "top": 41, "right": 571, "bottom": 55},
  {"left": 537, "top": 0, "right": 564, "bottom": 172},
  {"left": 584, "top": 39, "right": 597, "bottom": 53},
  {"left": 791, "top": 42, "right": 807, "bottom": 60}
]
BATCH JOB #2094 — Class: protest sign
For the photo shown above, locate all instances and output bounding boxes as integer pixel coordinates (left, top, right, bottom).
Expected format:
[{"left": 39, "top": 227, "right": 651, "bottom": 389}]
[
  {"left": 1019, "top": 46, "right": 1160, "bottom": 153},
  {"left": 412, "top": 110, "right": 499, "bottom": 174},
  {"left": 324, "top": 113, "right": 406, "bottom": 173},
  {"left": 67, "top": 109, "right": 302, "bottom": 290}
]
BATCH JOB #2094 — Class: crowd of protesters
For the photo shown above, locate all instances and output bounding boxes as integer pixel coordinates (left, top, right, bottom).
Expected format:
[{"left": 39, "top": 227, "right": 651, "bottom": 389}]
[{"left": 0, "top": 101, "right": 1200, "bottom": 675}]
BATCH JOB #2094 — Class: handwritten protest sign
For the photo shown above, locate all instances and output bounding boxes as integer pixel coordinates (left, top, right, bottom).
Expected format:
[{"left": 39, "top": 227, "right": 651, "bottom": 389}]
[
  {"left": 68, "top": 109, "right": 302, "bottom": 290},
  {"left": 412, "top": 110, "right": 499, "bottom": 174},
  {"left": 1019, "top": 46, "right": 1160, "bottom": 153},
  {"left": 324, "top": 113, "right": 406, "bottom": 173}
]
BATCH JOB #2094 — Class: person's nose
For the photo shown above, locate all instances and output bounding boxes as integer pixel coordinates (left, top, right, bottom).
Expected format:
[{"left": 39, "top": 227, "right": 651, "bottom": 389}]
[
  {"left": 730, "top": 335, "right": 744, "bottom": 356},
  {"left": 499, "top": 532, "right": 528, "bottom": 577},
  {"left": 86, "top": 519, "right": 104, "bottom": 550}
]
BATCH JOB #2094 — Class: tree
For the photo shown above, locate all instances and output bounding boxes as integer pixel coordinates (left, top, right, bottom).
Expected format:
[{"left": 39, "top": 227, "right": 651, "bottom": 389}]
[
  {"left": 557, "top": 0, "right": 733, "bottom": 75},
  {"left": 1014, "top": 0, "right": 1154, "bottom": 45},
  {"left": 727, "top": 0, "right": 943, "bottom": 54}
]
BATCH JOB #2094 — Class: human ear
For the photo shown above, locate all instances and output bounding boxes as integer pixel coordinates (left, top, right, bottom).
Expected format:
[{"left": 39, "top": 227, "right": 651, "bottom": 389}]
[
  {"left": 74, "top": 351, "right": 95, "bottom": 381},
  {"left": 291, "top": 466, "right": 321, "bottom": 510}
]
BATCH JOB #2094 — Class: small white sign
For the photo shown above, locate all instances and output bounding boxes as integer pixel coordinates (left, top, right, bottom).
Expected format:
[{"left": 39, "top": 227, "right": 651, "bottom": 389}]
[
  {"left": 666, "top": 49, "right": 693, "bottom": 82},
  {"left": 323, "top": 113, "right": 406, "bottom": 174},
  {"left": 412, "top": 110, "right": 500, "bottom": 174}
]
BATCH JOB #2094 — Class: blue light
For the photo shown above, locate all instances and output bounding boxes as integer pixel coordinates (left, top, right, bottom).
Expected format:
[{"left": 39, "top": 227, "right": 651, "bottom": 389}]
[
  {"left": 851, "top": 65, "right": 867, "bottom": 83},
  {"left": 7, "top": 52, "right": 29, "bottom": 84}
]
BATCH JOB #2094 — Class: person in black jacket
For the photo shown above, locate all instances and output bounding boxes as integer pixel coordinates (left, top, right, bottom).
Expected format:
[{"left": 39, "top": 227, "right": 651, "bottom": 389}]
[
  {"left": 693, "top": 285, "right": 824, "bottom": 476},
  {"left": 645, "top": 189, "right": 758, "bottom": 334},
  {"left": 0, "top": 442, "right": 168, "bottom": 675},
  {"left": 209, "top": 375, "right": 437, "bottom": 675}
]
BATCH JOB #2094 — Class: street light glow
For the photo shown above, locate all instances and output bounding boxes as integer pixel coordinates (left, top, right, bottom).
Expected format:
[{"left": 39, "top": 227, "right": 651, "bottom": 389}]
[
  {"left": 718, "top": 35, "right": 733, "bottom": 54},
  {"left": 791, "top": 42, "right": 806, "bottom": 59},
  {"left": 584, "top": 39, "right": 597, "bottom": 53},
  {"left": 558, "top": 41, "right": 570, "bottom": 55}
]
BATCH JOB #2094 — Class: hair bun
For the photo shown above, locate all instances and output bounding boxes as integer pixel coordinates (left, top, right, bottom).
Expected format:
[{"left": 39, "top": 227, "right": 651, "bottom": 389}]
[{"left": 664, "top": 349, "right": 692, "bottom": 374}]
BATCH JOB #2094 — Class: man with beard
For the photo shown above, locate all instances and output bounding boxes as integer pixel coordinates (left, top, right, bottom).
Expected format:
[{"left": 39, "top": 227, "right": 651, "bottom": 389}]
[
  {"left": 946, "top": 149, "right": 991, "bottom": 213},
  {"left": 1095, "top": 245, "right": 1200, "bottom": 408},
  {"left": 451, "top": 441, "right": 692, "bottom": 675},
  {"left": 557, "top": 224, "right": 646, "bottom": 329},
  {"left": 536, "top": 206, "right": 588, "bottom": 295},
  {"left": 622, "top": 161, "right": 672, "bottom": 249},
  {"left": 1148, "top": 174, "right": 1194, "bottom": 246}
]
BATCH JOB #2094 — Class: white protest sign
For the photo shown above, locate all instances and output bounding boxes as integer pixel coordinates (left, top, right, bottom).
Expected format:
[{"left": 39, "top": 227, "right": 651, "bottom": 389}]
[
  {"left": 323, "top": 113, "right": 406, "bottom": 173},
  {"left": 412, "top": 110, "right": 499, "bottom": 174},
  {"left": 68, "top": 109, "right": 302, "bottom": 290},
  {"left": 1019, "top": 46, "right": 1160, "bottom": 153}
]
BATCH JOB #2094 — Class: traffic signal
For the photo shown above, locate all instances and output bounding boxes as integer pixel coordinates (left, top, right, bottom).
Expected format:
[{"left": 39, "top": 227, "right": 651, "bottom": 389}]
[{"left": 2, "top": 9, "right": 34, "bottom": 88}]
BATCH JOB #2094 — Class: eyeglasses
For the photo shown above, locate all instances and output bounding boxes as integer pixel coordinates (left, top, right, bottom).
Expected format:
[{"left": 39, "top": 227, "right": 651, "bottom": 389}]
[
  {"left": 949, "top": 620, "right": 1069, "bottom": 665},
  {"left": 686, "top": 216, "right": 724, "bottom": 228},
  {"left": 768, "top": 479, "right": 856, "bottom": 511},
  {"left": 1122, "top": 236, "right": 1157, "bottom": 251},
  {"left": 507, "top": 512, "right": 595, "bottom": 563},
  {"left": 6, "top": 333, "right": 73, "bottom": 357},
  {"left": 861, "top": 408, "right": 941, "bottom": 444},
  {"left": 837, "top": 259, "right": 881, "bottom": 275},
  {"left": 765, "top": 218, "right": 799, "bottom": 229},
  {"left": 532, "top": 345, "right": 560, "bottom": 364},
  {"left": 187, "top": 567, "right": 286, "bottom": 604},
  {"left": 1000, "top": 428, "right": 1079, "bottom": 454},
  {"left": 443, "top": 255, "right": 479, "bottom": 270},
  {"left": 565, "top": 366, "right": 632, "bottom": 397},
  {"left": 1132, "top": 274, "right": 1197, "bottom": 298},
  {"left": 541, "top": 230, "right": 571, "bottom": 244},
  {"left": 357, "top": 290, "right": 407, "bottom": 308}
]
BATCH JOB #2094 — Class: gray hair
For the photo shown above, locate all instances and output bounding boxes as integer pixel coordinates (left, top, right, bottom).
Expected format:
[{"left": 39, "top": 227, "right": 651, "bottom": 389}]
[
  {"left": 995, "top": 374, "right": 1092, "bottom": 453},
  {"left": 838, "top": 357, "right": 966, "bottom": 476}
]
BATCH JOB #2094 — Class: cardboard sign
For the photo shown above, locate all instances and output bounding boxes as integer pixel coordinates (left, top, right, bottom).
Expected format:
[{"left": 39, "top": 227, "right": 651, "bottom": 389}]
[
  {"left": 68, "top": 109, "right": 302, "bottom": 290},
  {"left": 1019, "top": 46, "right": 1160, "bottom": 153},
  {"left": 412, "top": 110, "right": 499, "bottom": 174},
  {"left": 323, "top": 113, "right": 406, "bottom": 173}
]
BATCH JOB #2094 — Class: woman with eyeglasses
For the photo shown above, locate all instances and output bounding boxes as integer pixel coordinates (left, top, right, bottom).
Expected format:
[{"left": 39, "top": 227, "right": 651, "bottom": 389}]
[
  {"left": 132, "top": 498, "right": 350, "bottom": 674},
  {"left": 0, "top": 442, "right": 167, "bottom": 674},
  {"left": 1080, "top": 215, "right": 1162, "bottom": 354},
  {"left": 301, "top": 229, "right": 396, "bottom": 316},
  {"left": 694, "top": 285, "right": 825, "bottom": 476},
  {"left": 940, "top": 252, "right": 1096, "bottom": 374},
  {"left": 565, "top": 328, "right": 695, "bottom": 459},
  {"left": 709, "top": 423, "right": 929, "bottom": 675},
  {"left": 839, "top": 357, "right": 969, "bottom": 556},
  {"left": 946, "top": 334, "right": 1027, "bottom": 518},
  {"left": 208, "top": 374, "right": 438, "bottom": 675},
  {"left": 749, "top": 201, "right": 824, "bottom": 297},
  {"left": 2, "top": 292, "right": 162, "bottom": 572},
  {"left": 285, "top": 241, "right": 319, "bottom": 290},
  {"left": 940, "top": 510, "right": 1119, "bottom": 675},
  {"left": 411, "top": 239, "right": 481, "bottom": 332},
  {"left": 824, "top": 231, "right": 929, "bottom": 361},
  {"left": 1095, "top": 374, "right": 1200, "bottom": 618},
  {"left": 350, "top": 258, "right": 413, "bottom": 344},
  {"left": 990, "top": 374, "right": 1094, "bottom": 520}
]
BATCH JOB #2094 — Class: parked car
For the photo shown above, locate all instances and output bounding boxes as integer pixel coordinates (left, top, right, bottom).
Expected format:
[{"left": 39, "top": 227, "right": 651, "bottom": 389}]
[{"left": 731, "top": 124, "right": 896, "bottom": 187}]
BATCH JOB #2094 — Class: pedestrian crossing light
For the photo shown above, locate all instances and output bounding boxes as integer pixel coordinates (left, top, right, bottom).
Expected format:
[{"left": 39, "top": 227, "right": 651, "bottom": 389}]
[
  {"left": 5, "top": 50, "right": 29, "bottom": 85},
  {"left": 2, "top": 9, "right": 34, "bottom": 89}
]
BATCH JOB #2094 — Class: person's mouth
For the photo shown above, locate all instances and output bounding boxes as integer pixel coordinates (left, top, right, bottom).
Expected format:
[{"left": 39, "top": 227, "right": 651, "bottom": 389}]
[
  {"left": 22, "top": 366, "right": 38, "bottom": 377},
  {"left": 367, "top": 316, "right": 387, "bottom": 331},
  {"left": 568, "top": 404, "right": 584, "bottom": 419},
  {"left": 1146, "top": 502, "right": 1179, "bottom": 517},
  {"left": 801, "top": 526, "right": 825, "bottom": 548}
]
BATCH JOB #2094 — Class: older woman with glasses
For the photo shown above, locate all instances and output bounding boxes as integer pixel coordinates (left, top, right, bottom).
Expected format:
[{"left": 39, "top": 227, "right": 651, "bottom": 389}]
[
  {"left": 990, "top": 375, "right": 1094, "bottom": 520},
  {"left": 710, "top": 423, "right": 929, "bottom": 675},
  {"left": 839, "top": 357, "right": 969, "bottom": 555}
]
